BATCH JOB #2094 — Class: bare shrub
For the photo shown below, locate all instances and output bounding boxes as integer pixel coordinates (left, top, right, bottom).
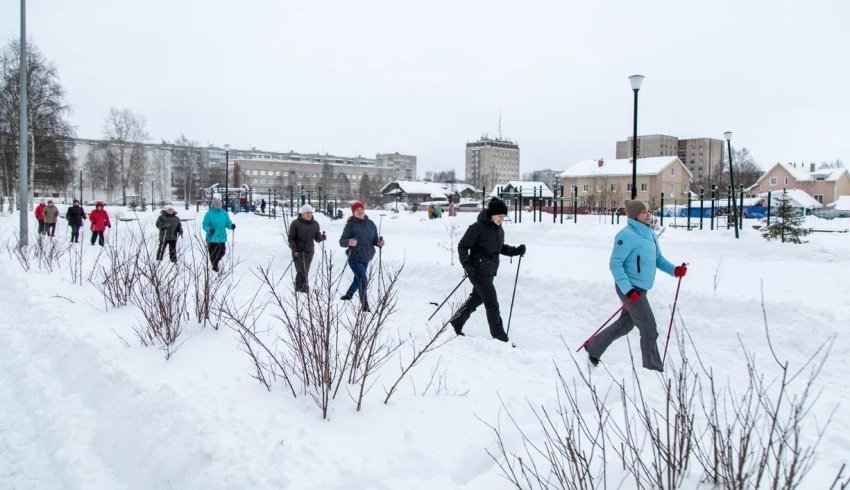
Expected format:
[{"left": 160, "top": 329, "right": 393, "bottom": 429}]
[
  {"left": 130, "top": 239, "right": 190, "bottom": 360},
  {"left": 91, "top": 230, "right": 143, "bottom": 309},
  {"left": 186, "top": 233, "right": 232, "bottom": 329},
  {"left": 32, "top": 234, "right": 70, "bottom": 272}
]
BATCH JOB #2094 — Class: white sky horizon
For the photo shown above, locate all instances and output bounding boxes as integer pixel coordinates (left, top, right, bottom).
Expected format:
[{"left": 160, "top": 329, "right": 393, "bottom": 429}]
[{"left": 2, "top": 0, "right": 848, "bottom": 177}]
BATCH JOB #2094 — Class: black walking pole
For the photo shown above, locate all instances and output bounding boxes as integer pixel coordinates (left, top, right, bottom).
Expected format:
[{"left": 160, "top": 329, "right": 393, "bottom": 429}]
[
  {"left": 505, "top": 254, "right": 523, "bottom": 336},
  {"left": 428, "top": 275, "right": 468, "bottom": 321}
]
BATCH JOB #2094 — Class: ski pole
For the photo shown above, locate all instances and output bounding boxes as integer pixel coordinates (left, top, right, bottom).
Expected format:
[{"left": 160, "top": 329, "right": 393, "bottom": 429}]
[
  {"left": 576, "top": 303, "right": 627, "bottom": 352},
  {"left": 428, "top": 275, "right": 467, "bottom": 321},
  {"left": 282, "top": 258, "right": 295, "bottom": 276},
  {"left": 662, "top": 263, "right": 688, "bottom": 364},
  {"left": 505, "top": 254, "right": 523, "bottom": 336}
]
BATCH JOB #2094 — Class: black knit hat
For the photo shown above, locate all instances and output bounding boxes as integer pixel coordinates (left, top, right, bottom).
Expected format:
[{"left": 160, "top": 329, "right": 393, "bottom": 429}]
[{"left": 486, "top": 198, "right": 509, "bottom": 217}]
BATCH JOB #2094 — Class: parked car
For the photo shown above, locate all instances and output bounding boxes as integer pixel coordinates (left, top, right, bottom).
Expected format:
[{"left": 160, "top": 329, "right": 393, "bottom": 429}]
[{"left": 812, "top": 209, "right": 850, "bottom": 219}]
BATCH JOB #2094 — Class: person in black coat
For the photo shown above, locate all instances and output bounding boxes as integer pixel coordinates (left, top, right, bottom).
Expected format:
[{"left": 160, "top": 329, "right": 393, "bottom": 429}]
[
  {"left": 449, "top": 198, "right": 526, "bottom": 342},
  {"left": 338, "top": 201, "right": 384, "bottom": 312},
  {"left": 155, "top": 205, "right": 183, "bottom": 262},
  {"left": 65, "top": 199, "right": 87, "bottom": 243},
  {"left": 288, "top": 204, "right": 326, "bottom": 293}
]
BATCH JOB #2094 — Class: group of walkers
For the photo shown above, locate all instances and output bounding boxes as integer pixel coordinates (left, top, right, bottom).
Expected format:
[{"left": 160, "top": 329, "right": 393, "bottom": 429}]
[{"left": 30, "top": 194, "right": 687, "bottom": 371}]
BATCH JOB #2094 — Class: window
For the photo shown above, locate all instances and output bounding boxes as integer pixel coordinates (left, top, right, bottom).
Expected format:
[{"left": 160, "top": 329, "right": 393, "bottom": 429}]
[
  {"left": 595, "top": 185, "right": 602, "bottom": 193},
  {"left": 640, "top": 183, "right": 647, "bottom": 192},
  {"left": 784, "top": 177, "right": 789, "bottom": 185},
  {"left": 671, "top": 167, "right": 676, "bottom": 176},
  {"left": 770, "top": 177, "right": 777, "bottom": 185},
  {"left": 626, "top": 183, "right": 632, "bottom": 191},
  {"left": 610, "top": 184, "right": 617, "bottom": 192},
  {"left": 814, "top": 194, "right": 823, "bottom": 204},
  {"left": 582, "top": 184, "right": 589, "bottom": 192}
]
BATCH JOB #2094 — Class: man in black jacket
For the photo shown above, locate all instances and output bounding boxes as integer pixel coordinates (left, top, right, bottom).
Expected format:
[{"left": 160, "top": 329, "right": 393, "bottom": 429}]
[
  {"left": 65, "top": 200, "right": 87, "bottom": 243},
  {"left": 288, "top": 204, "right": 326, "bottom": 293},
  {"left": 450, "top": 198, "right": 526, "bottom": 342}
]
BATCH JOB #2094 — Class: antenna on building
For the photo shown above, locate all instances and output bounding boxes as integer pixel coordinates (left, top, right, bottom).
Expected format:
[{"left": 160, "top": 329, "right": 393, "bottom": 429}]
[{"left": 498, "top": 111, "right": 502, "bottom": 140}]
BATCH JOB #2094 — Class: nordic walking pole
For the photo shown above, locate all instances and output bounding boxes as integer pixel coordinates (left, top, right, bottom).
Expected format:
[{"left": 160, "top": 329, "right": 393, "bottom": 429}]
[
  {"left": 282, "top": 258, "right": 295, "bottom": 276},
  {"left": 662, "top": 263, "right": 688, "bottom": 364},
  {"left": 428, "top": 275, "right": 467, "bottom": 321},
  {"left": 576, "top": 303, "right": 627, "bottom": 352},
  {"left": 505, "top": 254, "right": 523, "bottom": 336}
]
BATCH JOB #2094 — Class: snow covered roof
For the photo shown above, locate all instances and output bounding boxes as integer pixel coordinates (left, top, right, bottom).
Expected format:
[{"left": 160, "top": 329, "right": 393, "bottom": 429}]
[
  {"left": 827, "top": 195, "right": 850, "bottom": 210},
  {"left": 559, "top": 156, "right": 692, "bottom": 180},
  {"left": 379, "top": 181, "right": 476, "bottom": 198},
  {"left": 489, "top": 181, "right": 554, "bottom": 198},
  {"left": 750, "top": 163, "right": 849, "bottom": 189},
  {"left": 757, "top": 188, "right": 823, "bottom": 209}
]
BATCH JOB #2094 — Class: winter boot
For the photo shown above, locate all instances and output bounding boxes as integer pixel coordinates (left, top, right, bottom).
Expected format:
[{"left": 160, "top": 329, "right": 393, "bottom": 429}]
[
  {"left": 361, "top": 302, "right": 370, "bottom": 313},
  {"left": 584, "top": 346, "right": 600, "bottom": 367},
  {"left": 340, "top": 293, "right": 353, "bottom": 301}
]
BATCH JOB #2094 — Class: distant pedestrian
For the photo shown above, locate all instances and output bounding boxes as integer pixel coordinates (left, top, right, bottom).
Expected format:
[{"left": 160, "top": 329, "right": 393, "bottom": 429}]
[
  {"left": 449, "top": 198, "right": 525, "bottom": 342},
  {"left": 34, "top": 200, "right": 46, "bottom": 235},
  {"left": 155, "top": 205, "right": 183, "bottom": 262},
  {"left": 288, "top": 204, "right": 326, "bottom": 293},
  {"left": 584, "top": 200, "right": 687, "bottom": 372},
  {"left": 202, "top": 198, "right": 235, "bottom": 272},
  {"left": 65, "top": 199, "right": 87, "bottom": 243},
  {"left": 260, "top": 198, "right": 267, "bottom": 215},
  {"left": 339, "top": 201, "right": 384, "bottom": 312},
  {"left": 89, "top": 202, "right": 111, "bottom": 246},
  {"left": 448, "top": 200, "right": 457, "bottom": 217},
  {"left": 43, "top": 200, "right": 59, "bottom": 237}
]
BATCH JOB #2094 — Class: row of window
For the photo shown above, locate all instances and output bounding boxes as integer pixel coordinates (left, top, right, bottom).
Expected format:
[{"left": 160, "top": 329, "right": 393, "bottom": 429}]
[
  {"left": 246, "top": 169, "right": 369, "bottom": 180},
  {"left": 576, "top": 183, "right": 649, "bottom": 193}
]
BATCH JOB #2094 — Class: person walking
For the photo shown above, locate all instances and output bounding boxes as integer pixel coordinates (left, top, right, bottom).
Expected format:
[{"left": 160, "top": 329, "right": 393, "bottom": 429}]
[
  {"left": 202, "top": 198, "right": 235, "bottom": 272},
  {"left": 260, "top": 198, "right": 267, "bottom": 215},
  {"left": 584, "top": 200, "right": 687, "bottom": 372},
  {"left": 338, "top": 201, "right": 384, "bottom": 312},
  {"left": 287, "top": 204, "right": 326, "bottom": 293},
  {"left": 449, "top": 198, "right": 525, "bottom": 342},
  {"left": 155, "top": 205, "right": 183, "bottom": 263},
  {"left": 34, "top": 200, "right": 46, "bottom": 235},
  {"left": 89, "top": 202, "right": 111, "bottom": 246},
  {"left": 65, "top": 199, "right": 87, "bottom": 243},
  {"left": 43, "top": 200, "right": 59, "bottom": 237}
]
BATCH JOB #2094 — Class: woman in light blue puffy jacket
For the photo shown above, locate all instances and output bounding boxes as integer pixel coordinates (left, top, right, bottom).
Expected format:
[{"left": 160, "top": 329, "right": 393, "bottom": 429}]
[
  {"left": 202, "top": 198, "right": 235, "bottom": 272},
  {"left": 585, "top": 200, "right": 687, "bottom": 371}
]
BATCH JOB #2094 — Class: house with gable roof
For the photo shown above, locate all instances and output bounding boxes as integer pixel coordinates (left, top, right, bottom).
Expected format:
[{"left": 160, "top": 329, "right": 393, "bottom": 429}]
[
  {"left": 379, "top": 181, "right": 478, "bottom": 206},
  {"left": 559, "top": 156, "right": 692, "bottom": 211},
  {"left": 746, "top": 162, "right": 850, "bottom": 206}
]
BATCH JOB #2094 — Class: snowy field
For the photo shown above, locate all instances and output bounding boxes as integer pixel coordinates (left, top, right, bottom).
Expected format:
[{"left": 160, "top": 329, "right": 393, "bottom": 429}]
[{"left": 1, "top": 205, "right": 848, "bottom": 489}]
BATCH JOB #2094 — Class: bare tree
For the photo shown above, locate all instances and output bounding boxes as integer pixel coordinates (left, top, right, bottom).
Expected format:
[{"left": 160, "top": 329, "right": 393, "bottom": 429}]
[{"left": 102, "top": 107, "right": 148, "bottom": 205}]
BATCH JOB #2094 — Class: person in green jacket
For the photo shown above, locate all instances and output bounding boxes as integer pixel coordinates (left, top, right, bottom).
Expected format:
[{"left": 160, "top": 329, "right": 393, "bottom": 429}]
[
  {"left": 155, "top": 205, "right": 183, "bottom": 263},
  {"left": 202, "top": 198, "right": 235, "bottom": 272}
]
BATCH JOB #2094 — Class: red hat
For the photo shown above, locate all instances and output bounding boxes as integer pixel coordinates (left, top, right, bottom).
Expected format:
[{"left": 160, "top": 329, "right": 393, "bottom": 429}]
[{"left": 350, "top": 201, "right": 365, "bottom": 213}]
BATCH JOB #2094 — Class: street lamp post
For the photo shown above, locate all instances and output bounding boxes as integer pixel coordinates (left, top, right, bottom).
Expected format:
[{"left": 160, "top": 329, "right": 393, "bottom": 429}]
[
  {"left": 723, "top": 131, "right": 739, "bottom": 239},
  {"left": 628, "top": 74, "right": 644, "bottom": 200},
  {"left": 223, "top": 144, "right": 230, "bottom": 212}
]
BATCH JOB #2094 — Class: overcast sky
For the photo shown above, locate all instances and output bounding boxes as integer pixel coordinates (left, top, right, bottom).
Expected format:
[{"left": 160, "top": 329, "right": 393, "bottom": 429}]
[{"left": 2, "top": 0, "right": 848, "bottom": 176}]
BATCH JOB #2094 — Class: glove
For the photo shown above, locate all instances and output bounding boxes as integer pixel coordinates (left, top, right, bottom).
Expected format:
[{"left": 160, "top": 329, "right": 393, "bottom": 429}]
[
  {"left": 107, "top": 224, "right": 111, "bottom": 228},
  {"left": 626, "top": 288, "right": 641, "bottom": 303},
  {"left": 348, "top": 238, "right": 357, "bottom": 247},
  {"left": 463, "top": 264, "right": 475, "bottom": 277},
  {"left": 515, "top": 244, "right": 526, "bottom": 256},
  {"left": 377, "top": 238, "right": 385, "bottom": 248},
  {"left": 319, "top": 233, "right": 327, "bottom": 242},
  {"left": 293, "top": 250, "right": 300, "bottom": 258},
  {"left": 231, "top": 224, "right": 236, "bottom": 230},
  {"left": 209, "top": 228, "right": 215, "bottom": 235},
  {"left": 674, "top": 265, "right": 688, "bottom": 278}
]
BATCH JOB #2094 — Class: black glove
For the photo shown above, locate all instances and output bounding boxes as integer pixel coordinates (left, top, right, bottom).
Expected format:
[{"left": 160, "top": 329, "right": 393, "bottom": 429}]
[
  {"left": 319, "top": 233, "right": 327, "bottom": 242},
  {"left": 209, "top": 228, "right": 215, "bottom": 235},
  {"left": 515, "top": 244, "right": 526, "bottom": 256},
  {"left": 231, "top": 224, "right": 236, "bottom": 230},
  {"left": 462, "top": 264, "right": 475, "bottom": 277},
  {"left": 107, "top": 224, "right": 111, "bottom": 228}
]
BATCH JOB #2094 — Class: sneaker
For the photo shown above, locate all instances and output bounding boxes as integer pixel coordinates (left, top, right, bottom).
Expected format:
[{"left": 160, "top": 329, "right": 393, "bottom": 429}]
[
  {"left": 492, "top": 332, "right": 510, "bottom": 343},
  {"left": 340, "top": 294, "right": 352, "bottom": 301},
  {"left": 361, "top": 302, "right": 370, "bottom": 312},
  {"left": 584, "top": 346, "right": 600, "bottom": 367}
]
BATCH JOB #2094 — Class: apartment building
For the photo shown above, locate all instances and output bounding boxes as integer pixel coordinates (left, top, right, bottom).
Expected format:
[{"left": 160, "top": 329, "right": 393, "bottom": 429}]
[
  {"left": 465, "top": 136, "right": 520, "bottom": 192},
  {"left": 616, "top": 134, "right": 724, "bottom": 190},
  {"left": 560, "top": 156, "right": 693, "bottom": 210}
]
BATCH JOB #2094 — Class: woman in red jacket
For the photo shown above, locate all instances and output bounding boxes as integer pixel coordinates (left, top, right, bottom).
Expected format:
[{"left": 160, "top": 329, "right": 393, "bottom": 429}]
[
  {"left": 89, "top": 202, "right": 111, "bottom": 246},
  {"left": 34, "top": 200, "right": 46, "bottom": 235}
]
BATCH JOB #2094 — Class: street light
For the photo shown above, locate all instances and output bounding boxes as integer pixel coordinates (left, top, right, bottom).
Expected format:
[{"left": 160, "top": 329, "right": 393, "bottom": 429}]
[
  {"left": 723, "top": 131, "right": 739, "bottom": 239},
  {"left": 628, "top": 74, "right": 644, "bottom": 200},
  {"left": 223, "top": 144, "right": 230, "bottom": 212}
]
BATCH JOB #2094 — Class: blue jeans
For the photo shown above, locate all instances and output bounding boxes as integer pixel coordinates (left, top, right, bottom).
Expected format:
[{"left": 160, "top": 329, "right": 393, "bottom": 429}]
[{"left": 345, "top": 258, "right": 369, "bottom": 302}]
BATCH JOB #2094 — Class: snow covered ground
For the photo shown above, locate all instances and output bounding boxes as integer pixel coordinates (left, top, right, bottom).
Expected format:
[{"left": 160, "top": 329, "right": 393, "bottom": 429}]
[{"left": 1, "top": 206, "right": 848, "bottom": 489}]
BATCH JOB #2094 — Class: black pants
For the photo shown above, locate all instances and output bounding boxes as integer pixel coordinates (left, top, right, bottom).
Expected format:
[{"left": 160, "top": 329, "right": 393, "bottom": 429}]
[
  {"left": 70, "top": 225, "right": 81, "bottom": 243},
  {"left": 45, "top": 222, "right": 56, "bottom": 237},
  {"left": 450, "top": 273, "right": 508, "bottom": 341},
  {"left": 208, "top": 243, "right": 226, "bottom": 271},
  {"left": 157, "top": 240, "right": 178, "bottom": 262},
  {"left": 293, "top": 252, "right": 314, "bottom": 292},
  {"left": 37, "top": 220, "right": 45, "bottom": 234},
  {"left": 91, "top": 230, "right": 105, "bottom": 246}
]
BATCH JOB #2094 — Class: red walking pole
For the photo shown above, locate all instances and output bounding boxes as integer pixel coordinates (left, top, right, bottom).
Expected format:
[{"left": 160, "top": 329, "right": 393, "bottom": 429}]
[
  {"left": 576, "top": 303, "right": 627, "bottom": 352},
  {"left": 662, "top": 264, "right": 687, "bottom": 364}
]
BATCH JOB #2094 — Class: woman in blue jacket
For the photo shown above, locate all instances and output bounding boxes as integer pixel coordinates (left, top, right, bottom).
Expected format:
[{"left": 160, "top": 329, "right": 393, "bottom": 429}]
[
  {"left": 339, "top": 202, "right": 384, "bottom": 312},
  {"left": 202, "top": 198, "right": 235, "bottom": 272},
  {"left": 585, "top": 200, "right": 687, "bottom": 371}
]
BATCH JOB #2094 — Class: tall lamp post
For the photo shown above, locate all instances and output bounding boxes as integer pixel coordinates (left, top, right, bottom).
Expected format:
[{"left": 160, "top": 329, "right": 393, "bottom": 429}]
[
  {"left": 723, "top": 131, "right": 739, "bottom": 239},
  {"left": 628, "top": 74, "right": 644, "bottom": 200},
  {"left": 223, "top": 144, "right": 230, "bottom": 212},
  {"left": 18, "top": 0, "right": 29, "bottom": 247}
]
